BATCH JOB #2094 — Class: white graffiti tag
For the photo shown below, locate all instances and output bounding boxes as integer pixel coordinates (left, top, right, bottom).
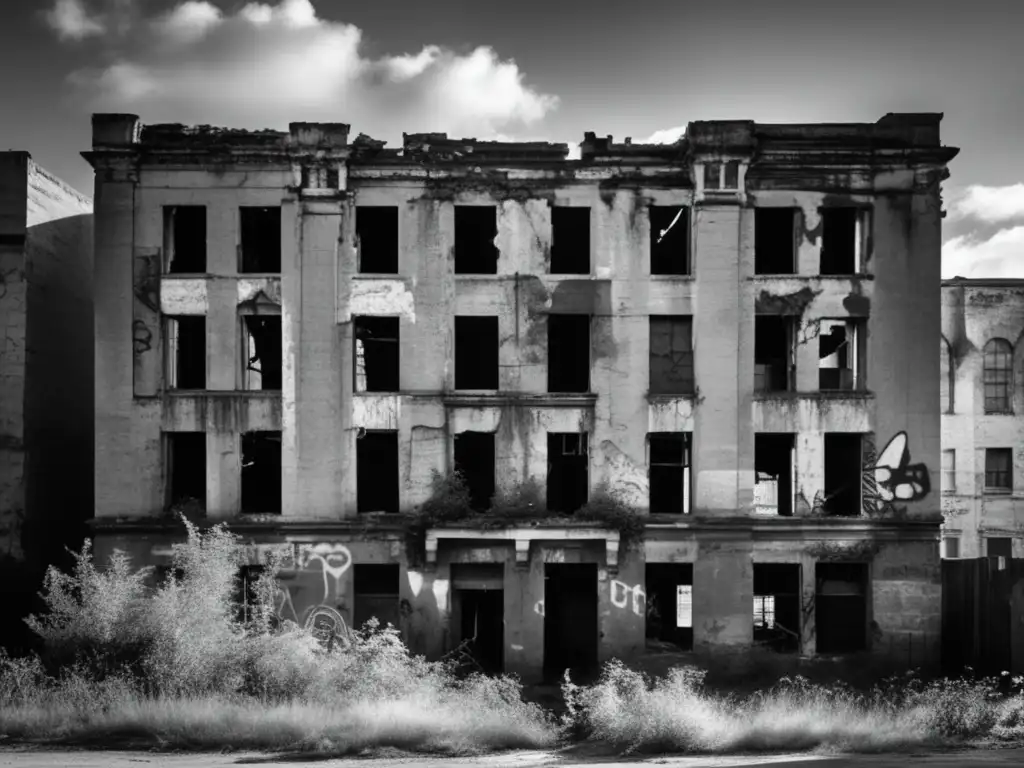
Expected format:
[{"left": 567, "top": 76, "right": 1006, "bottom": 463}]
[
  {"left": 610, "top": 580, "right": 646, "bottom": 617},
  {"left": 299, "top": 543, "right": 353, "bottom": 603}
]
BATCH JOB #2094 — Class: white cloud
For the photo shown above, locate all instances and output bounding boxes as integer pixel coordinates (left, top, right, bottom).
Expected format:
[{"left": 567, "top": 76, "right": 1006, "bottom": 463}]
[
  {"left": 638, "top": 125, "right": 687, "bottom": 144},
  {"left": 948, "top": 183, "right": 1024, "bottom": 224},
  {"left": 57, "top": 0, "right": 558, "bottom": 139},
  {"left": 46, "top": 0, "right": 105, "bottom": 40},
  {"left": 942, "top": 226, "right": 1024, "bottom": 279}
]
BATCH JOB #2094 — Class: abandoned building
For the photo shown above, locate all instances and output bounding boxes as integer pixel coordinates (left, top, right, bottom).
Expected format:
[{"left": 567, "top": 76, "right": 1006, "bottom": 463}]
[
  {"left": 87, "top": 112, "right": 958, "bottom": 681},
  {"left": 0, "top": 152, "right": 94, "bottom": 649},
  {"left": 940, "top": 278, "right": 1024, "bottom": 560}
]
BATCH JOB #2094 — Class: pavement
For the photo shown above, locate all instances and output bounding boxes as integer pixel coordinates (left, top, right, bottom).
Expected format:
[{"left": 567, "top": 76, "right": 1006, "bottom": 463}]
[{"left": 2, "top": 747, "right": 1024, "bottom": 768}]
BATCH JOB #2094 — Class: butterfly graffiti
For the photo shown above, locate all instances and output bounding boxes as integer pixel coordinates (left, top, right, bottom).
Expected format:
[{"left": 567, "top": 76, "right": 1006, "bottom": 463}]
[{"left": 869, "top": 431, "right": 930, "bottom": 506}]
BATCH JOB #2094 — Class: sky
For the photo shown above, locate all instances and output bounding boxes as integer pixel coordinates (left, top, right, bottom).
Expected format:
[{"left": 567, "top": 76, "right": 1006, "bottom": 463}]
[{"left": 1, "top": 0, "right": 1022, "bottom": 278}]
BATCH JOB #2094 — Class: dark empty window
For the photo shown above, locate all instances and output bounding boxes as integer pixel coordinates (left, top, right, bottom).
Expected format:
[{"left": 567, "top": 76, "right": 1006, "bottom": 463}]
[
  {"left": 754, "top": 564, "right": 800, "bottom": 653},
  {"left": 987, "top": 537, "right": 1012, "bottom": 559},
  {"left": 547, "top": 433, "right": 588, "bottom": 513},
  {"left": 650, "top": 206, "right": 690, "bottom": 275},
  {"left": 357, "top": 206, "right": 399, "bottom": 274},
  {"left": 354, "top": 564, "right": 401, "bottom": 631},
  {"left": 241, "top": 431, "right": 282, "bottom": 514},
  {"left": 164, "top": 206, "right": 207, "bottom": 273},
  {"left": 823, "top": 433, "right": 862, "bottom": 516},
  {"left": 241, "top": 315, "right": 282, "bottom": 390},
  {"left": 548, "top": 314, "right": 590, "bottom": 393},
  {"left": 455, "top": 206, "right": 498, "bottom": 274},
  {"left": 649, "top": 433, "right": 691, "bottom": 514},
  {"left": 240, "top": 207, "right": 281, "bottom": 273},
  {"left": 755, "top": 316, "right": 794, "bottom": 392},
  {"left": 454, "top": 431, "right": 496, "bottom": 512},
  {"left": 820, "top": 208, "right": 859, "bottom": 275},
  {"left": 649, "top": 316, "right": 694, "bottom": 395},
  {"left": 167, "top": 432, "right": 205, "bottom": 510},
  {"left": 166, "top": 316, "right": 206, "bottom": 390},
  {"left": 645, "top": 563, "right": 693, "bottom": 650},
  {"left": 942, "top": 537, "right": 960, "bottom": 559},
  {"left": 755, "top": 208, "right": 797, "bottom": 274},
  {"left": 983, "top": 339, "right": 1013, "bottom": 413},
  {"left": 755, "top": 434, "right": 794, "bottom": 517},
  {"left": 551, "top": 207, "right": 590, "bottom": 274},
  {"left": 357, "top": 430, "right": 398, "bottom": 513},
  {"left": 354, "top": 316, "right": 399, "bottom": 392},
  {"left": 985, "top": 448, "right": 1013, "bottom": 492},
  {"left": 455, "top": 316, "right": 499, "bottom": 390},
  {"left": 940, "top": 339, "right": 954, "bottom": 413},
  {"left": 815, "top": 562, "right": 868, "bottom": 653},
  {"left": 818, "top": 319, "right": 862, "bottom": 390}
]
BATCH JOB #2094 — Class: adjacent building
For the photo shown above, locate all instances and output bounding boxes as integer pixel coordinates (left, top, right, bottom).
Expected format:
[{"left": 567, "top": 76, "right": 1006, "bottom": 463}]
[
  {"left": 941, "top": 278, "right": 1024, "bottom": 559},
  {"left": 86, "top": 113, "right": 958, "bottom": 681}
]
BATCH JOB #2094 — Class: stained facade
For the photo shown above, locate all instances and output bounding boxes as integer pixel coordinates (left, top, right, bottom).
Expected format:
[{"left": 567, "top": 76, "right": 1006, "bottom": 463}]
[{"left": 87, "top": 113, "right": 958, "bottom": 681}]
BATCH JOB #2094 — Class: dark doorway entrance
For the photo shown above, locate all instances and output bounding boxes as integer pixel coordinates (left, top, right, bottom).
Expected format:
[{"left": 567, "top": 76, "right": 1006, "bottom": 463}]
[
  {"left": 451, "top": 564, "right": 504, "bottom": 675},
  {"left": 544, "top": 563, "right": 598, "bottom": 682}
]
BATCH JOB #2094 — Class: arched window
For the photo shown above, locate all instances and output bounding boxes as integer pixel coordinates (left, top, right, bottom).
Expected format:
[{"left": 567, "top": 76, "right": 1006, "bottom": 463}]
[
  {"left": 983, "top": 338, "right": 1013, "bottom": 413},
  {"left": 940, "top": 338, "right": 954, "bottom": 413}
]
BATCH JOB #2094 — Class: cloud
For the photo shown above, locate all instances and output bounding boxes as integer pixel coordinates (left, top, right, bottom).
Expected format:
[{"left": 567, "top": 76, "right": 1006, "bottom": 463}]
[
  {"left": 638, "top": 125, "right": 687, "bottom": 144},
  {"left": 942, "top": 226, "right": 1024, "bottom": 279},
  {"left": 54, "top": 0, "right": 559, "bottom": 142},
  {"left": 948, "top": 183, "right": 1024, "bottom": 224},
  {"left": 46, "top": 0, "right": 104, "bottom": 40}
]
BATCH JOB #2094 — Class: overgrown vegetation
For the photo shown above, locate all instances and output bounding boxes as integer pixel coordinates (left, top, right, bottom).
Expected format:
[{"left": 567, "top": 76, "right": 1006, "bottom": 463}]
[{"left": 0, "top": 519, "right": 556, "bottom": 754}]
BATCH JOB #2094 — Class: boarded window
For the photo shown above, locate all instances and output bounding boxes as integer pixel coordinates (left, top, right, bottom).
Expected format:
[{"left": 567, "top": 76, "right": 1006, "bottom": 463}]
[
  {"left": 454, "top": 206, "right": 498, "bottom": 274},
  {"left": 241, "top": 316, "right": 282, "bottom": 390},
  {"left": 547, "top": 433, "right": 588, "bottom": 513},
  {"left": 239, "top": 207, "right": 281, "bottom": 273},
  {"left": 983, "top": 338, "right": 1013, "bottom": 413},
  {"left": 356, "top": 206, "right": 399, "bottom": 274},
  {"left": 650, "top": 206, "right": 689, "bottom": 275},
  {"left": 985, "top": 448, "right": 1012, "bottom": 492},
  {"left": 454, "top": 431, "right": 496, "bottom": 512},
  {"left": 649, "top": 316, "right": 694, "bottom": 395},
  {"left": 754, "top": 564, "right": 800, "bottom": 653},
  {"left": 240, "top": 431, "right": 282, "bottom": 514},
  {"left": 755, "top": 434, "right": 794, "bottom": 516},
  {"left": 755, "top": 315, "right": 795, "bottom": 392},
  {"left": 551, "top": 207, "right": 590, "bottom": 274},
  {"left": 455, "top": 316, "right": 499, "bottom": 390},
  {"left": 354, "top": 564, "right": 401, "bottom": 631},
  {"left": 823, "top": 433, "right": 861, "bottom": 516},
  {"left": 357, "top": 430, "right": 398, "bottom": 513},
  {"left": 755, "top": 208, "right": 797, "bottom": 275},
  {"left": 815, "top": 562, "right": 868, "bottom": 653},
  {"left": 165, "top": 316, "right": 206, "bottom": 390},
  {"left": 548, "top": 314, "right": 590, "bottom": 393},
  {"left": 164, "top": 206, "right": 207, "bottom": 273},
  {"left": 354, "top": 317, "right": 399, "bottom": 392},
  {"left": 648, "top": 433, "right": 691, "bottom": 514},
  {"left": 167, "top": 432, "right": 205, "bottom": 511},
  {"left": 645, "top": 563, "right": 693, "bottom": 650}
]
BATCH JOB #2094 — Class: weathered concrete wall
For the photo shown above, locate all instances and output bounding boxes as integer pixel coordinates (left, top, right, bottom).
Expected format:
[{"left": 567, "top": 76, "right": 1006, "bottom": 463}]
[{"left": 941, "top": 282, "right": 1024, "bottom": 557}]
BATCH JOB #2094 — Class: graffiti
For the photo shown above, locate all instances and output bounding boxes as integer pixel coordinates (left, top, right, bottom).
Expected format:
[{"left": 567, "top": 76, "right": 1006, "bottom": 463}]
[
  {"left": 274, "top": 585, "right": 298, "bottom": 623},
  {"left": 806, "top": 540, "right": 881, "bottom": 562},
  {"left": 863, "top": 432, "right": 929, "bottom": 518},
  {"left": 801, "top": 592, "right": 816, "bottom": 644},
  {"left": 610, "top": 580, "right": 646, "bottom": 617},
  {"left": 297, "top": 543, "right": 352, "bottom": 604},
  {"left": 133, "top": 253, "right": 160, "bottom": 314},
  {"left": 304, "top": 605, "right": 352, "bottom": 649},
  {"left": 941, "top": 496, "right": 970, "bottom": 519},
  {"left": 132, "top": 319, "right": 153, "bottom": 355}
]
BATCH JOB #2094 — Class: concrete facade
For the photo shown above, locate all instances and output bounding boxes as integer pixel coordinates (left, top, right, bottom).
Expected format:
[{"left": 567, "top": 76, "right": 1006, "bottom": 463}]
[
  {"left": 941, "top": 279, "right": 1024, "bottom": 559},
  {"left": 87, "top": 113, "right": 957, "bottom": 682}
]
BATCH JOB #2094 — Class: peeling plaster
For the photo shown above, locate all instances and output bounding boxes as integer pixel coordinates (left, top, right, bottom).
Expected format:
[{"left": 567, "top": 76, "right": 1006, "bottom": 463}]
[
  {"left": 345, "top": 279, "right": 416, "bottom": 322},
  {"left": 755, "top": 286, "right": 820, "bottom": 316}
]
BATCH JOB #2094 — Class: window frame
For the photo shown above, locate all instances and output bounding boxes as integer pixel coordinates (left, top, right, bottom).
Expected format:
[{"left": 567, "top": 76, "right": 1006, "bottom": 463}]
[{"left": 982, "top": 338, "right": 1013, "bottom": 414}]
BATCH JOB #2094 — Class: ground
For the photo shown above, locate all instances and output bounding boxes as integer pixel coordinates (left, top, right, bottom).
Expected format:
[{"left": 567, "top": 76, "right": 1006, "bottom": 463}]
[{"left": 2, "top": 748, "right": 1024, "bottom": 767}]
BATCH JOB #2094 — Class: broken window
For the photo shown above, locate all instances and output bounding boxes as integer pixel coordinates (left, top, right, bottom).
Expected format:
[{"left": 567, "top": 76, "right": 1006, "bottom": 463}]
[
  {"left": 454, "top": 206, "right": 498, "bottom": 275},
  {"left": 165, "top": 316, "right": 206, "bottom": 390},
  {"left": 987, "top": 537, "right": 1013, "bottom": 560},
  {"left": 239, "top": 207, "right": 281, "bottom": 273},
  {"left": 550, "top": 206, "right": 590, "bottom": 274},
  {"left": 455, "top": 316, "right": 499, "bottom": 390},
  {"left": 163, "top": 206, "right": 207, "bottom": 274},
  {"left": 166, "top": 432, "right": 205, "bottom": 511},
  {"left": 753, "top": 564, "right": 800, "bottom": 653},
  {"left": 819, "top": 207, "right": 867, "bottom": 275},
  {"left": 357, "top": 430, "right": 398, "bottom": 513},
  {"left": 942, "top": 536, "right": 960, "bottom": 559},
  {"left": 818, "top": 319, "right": 863, "bottom": 390},
  {"left": 754, "top": 434, "right": 795, "bottom": 516},
  {"left": 354, "top": 316, "right": 399, "bottom": 392},
  {"left": 815, "top": 562, "right": 868, "bottom": 653},
  {"left": 823, "top": 433, "right": 862, "bottom": 516},
  {"left": 454, "top": 431, "right": 496, "bottom": 512},
  {"left": 241, "top": 315, "right": 282, "bottom": 390},
  {"left": 984, "top": 448, "right": 1013, "bottom": 493},
  {"left": 356, "top": 206, "right": 399, "bottom": 274},
  {"left": 650, "top": 206, "right": 690, "bottom": 276},
  {"left": 547, "top": 433, "right": 589, "bottom": 514},
  {"left": 354, "top": 564, "right": 401, "bottom": 631},
  {"left": 451, "top": 564, "right": 504, "bottom": 675},
  {"left": 941, "top": 449, "right": 956, "bottom": 493},
  {"left": 645, "top": 563, "right": 693, "bottom": 651},
  {"left": 648, "top": 433, "right": 691, "bottom": 514},
  {"left": 703, "top": 161, "right": 740, "bottom": 191},
  {"left": 547, "top": 314, "right": 590, "bottom": 393},
  {"left": 240, "top": 431, "right": 282, "bottom": 514},
  {"left": 755, "top": 315, "right": 795, "bottom": 392},
  {"left": 754, "top": 208, "right": 797, "bottom": 274},
  {"left": 649, "top": 316, "right": 694, "bottom": 395},
  {"left": 983, "top": 338, "right": 1013, "bottom": 413}
]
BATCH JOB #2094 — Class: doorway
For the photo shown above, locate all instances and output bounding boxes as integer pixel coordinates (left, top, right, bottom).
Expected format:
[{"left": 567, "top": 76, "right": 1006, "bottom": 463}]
[{"left": 544, "top": 563, "right": 598, "bottom": 682}]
